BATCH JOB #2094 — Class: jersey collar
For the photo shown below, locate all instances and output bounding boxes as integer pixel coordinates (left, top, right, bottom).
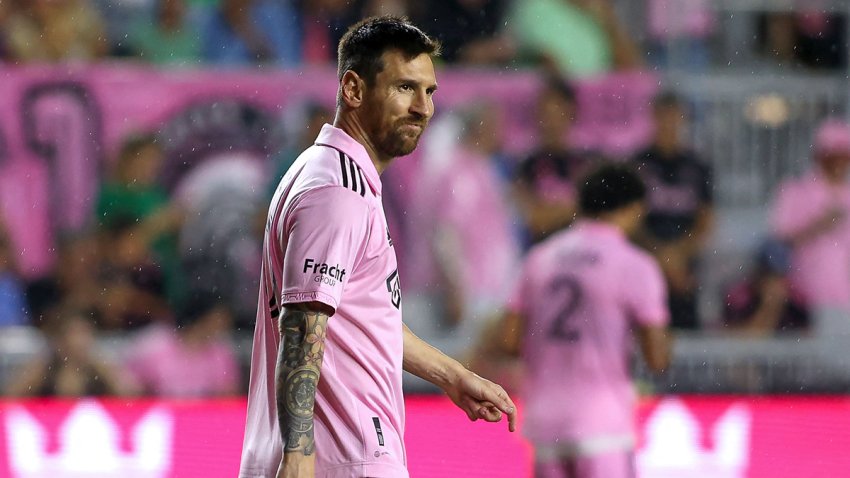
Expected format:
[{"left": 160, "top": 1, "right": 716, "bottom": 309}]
[
  {"left": 573, "top": 219, "right": 626, "bottom": 240},
  {"left": 315, "top": 124, "right": 382, "bottom": 196}
]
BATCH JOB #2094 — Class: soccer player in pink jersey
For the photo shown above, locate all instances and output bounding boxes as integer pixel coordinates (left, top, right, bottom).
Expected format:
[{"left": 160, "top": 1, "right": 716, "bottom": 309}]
[
  {"left": 238, "top": 16, "right": 517, "bottom": 478},
  {"left": 496, "top": 164, "right": 671, "bottom": 478}
]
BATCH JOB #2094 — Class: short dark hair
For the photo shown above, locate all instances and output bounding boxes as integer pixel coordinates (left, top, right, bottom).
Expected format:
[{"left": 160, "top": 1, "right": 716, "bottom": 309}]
[
  {"left": 176, "top": 291, "right": 229, "bottom": 329},
  {"left": 337, "top": 16, "right": 440, "bottom": 86},
  {"left": 579, "top": 163, "right": 646, "bottom": 217}
]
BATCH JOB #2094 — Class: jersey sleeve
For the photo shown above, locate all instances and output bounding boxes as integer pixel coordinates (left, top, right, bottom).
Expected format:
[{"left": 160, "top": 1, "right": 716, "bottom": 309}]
[
  {"left": 280, "top": 186, "right": 371, "bottom": 312},
  {"left": 623, "top": 253, "right": 670, "bottom": 327}
]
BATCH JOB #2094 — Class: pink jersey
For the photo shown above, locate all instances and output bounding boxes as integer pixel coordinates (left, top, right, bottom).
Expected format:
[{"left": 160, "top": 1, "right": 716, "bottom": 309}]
[
  {"left": 507, "top": 220, "right": 668, "bottom": 450},
  {"left": 770, "top": 170, "right": 850, "bottom": 309},
  {"left": 239, "top": 125, "right": 407, "bottom": 478}
]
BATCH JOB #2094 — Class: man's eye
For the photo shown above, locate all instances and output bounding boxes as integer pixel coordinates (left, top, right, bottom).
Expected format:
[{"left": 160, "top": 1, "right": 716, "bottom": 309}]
[{"left": 400, "top": 84, "right": 412, "bottom": 91}]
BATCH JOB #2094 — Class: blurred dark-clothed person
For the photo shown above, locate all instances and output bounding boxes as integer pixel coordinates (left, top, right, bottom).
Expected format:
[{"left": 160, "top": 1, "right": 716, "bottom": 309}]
[
  {"left": 0, "top": 225, "right": 28, "bottom": 327},
  {"left": 417, "top": 0, "right": 515, "bottom": 64},
  {"left": 96, "top": 133, "right": 185, "bottom": 313},
  {"left": 4, "top": 311, "right": 134, "bottom": 397},
  {"left": 723, "top": 239, "right": 809, "bottom": 336},
  {"left": 759, "top": 10, "right": 847, "bottom": 70},
  {"left": 201, "top": 0, "right": 301, "bottom": 66},
  {"left": 514, "top": 76, "right": 591, "bottom": 246},
  {"left": 633, "top": 91, "right": 713, "bottom": 330},
  {"left": 268, "top": 101, "right": 333, "bottom": 197}
]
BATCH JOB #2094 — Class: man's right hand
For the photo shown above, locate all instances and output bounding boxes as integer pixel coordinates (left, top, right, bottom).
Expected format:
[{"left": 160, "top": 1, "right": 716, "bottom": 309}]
[{"left": 277, "top": 454, "right": 315, "bottom": 478}]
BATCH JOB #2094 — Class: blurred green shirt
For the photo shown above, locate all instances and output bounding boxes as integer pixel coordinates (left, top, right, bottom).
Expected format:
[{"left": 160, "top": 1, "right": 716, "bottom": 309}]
[
  {"left": 129, "top": 21, "right": 201, "bottom": 66},
  {"left": 509, "top": 0, "right": 613, "bottom": 77}
]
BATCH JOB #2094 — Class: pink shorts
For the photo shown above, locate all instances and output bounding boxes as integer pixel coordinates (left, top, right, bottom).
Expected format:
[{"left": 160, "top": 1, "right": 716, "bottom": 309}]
[{"left": 534, "top": 451, "right": 634, "bottom": 478}]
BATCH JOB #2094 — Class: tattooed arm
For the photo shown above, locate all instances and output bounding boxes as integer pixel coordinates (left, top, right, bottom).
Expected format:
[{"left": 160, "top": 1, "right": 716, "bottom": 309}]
[{"left": 276, "top": 302, "right": 332, "bottom": 478}]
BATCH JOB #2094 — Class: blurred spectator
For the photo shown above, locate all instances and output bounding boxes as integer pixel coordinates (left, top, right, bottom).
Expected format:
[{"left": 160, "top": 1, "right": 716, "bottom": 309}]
[
  {"left": 268, "top": 100, "right": 333, "bottom": 196},
  {"left": 417, "top": 0, "right": 516, "bottom": 64},
  {"left": 361, "top": 0, "right": 410, "bottom": 17},
  {"left": 723, "top": 239, "right": 809, "bottom": 336},
  {"left": 201, "top": 0, "right": 301, "bottom": 66},
  {"left": 0, "top": 227, "right": 27, "bottom": 327},
  {"left": 0, "top": 1, "right": 12, "bottom": 60},
  {"left": 5, "top": 0, "right": 108, "bottom": 62},
  {"left": 758, "top": 11, "right": 847, "bottom": 70},
  {"left": 770, "top": 119, "right": 850, "bottom": 316},
  {"left": 175, "top": 153, "right": 265, "bottom": 328},
  {"left": 633, "top": 91, "right": 713, "bottom": 330},
  {"left": 514, "top": 75, "right": 590, "bottom": 246},
  {"left": 96, "top": 219, "right": 172, "bottom": 330},
  {"left": 646, "top": 0, "right": 714, "bottom": 70},
  {"left": 298, "top": 0, "right": 412, "bottom": 64},
  {"left": 125, "top": 294, "right": 240, "bottom": 397},
  {"left": 4, "top": 310, "right": 134, "bottom": 397},
  {"left": 127, "top": 0, "right": 201, "bottom": 66},
  {"left": 297, "top": 0, "right": 355, "bottom": 64},
  {"left": 506, "top": 0, "right": 642, "bottom": 77},
  {"left": 25, "top": 232, "right": 102, "bottom": 327},
  {"left": 408, "top": 103, "right": 521, "bottom": 359},
  {"left": 96, "top": 133, "right": 184, "bottom": 309}
]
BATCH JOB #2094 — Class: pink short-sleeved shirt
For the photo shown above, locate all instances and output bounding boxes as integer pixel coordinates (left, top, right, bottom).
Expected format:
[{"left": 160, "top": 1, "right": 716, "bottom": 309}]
[
  {"left": 126, "top": 324, "right": 240, "bottom": 397},
  {"left": 770, "top": 170, "right": 850, "bottom": 309},
  {"left": 427, "top": 145, "right": 520, "bottom": 308},
  {"left": 507, "top": 220, "right": 668, "bottom": 448},
  {"left": 239, "top": 125, "right": 407, "bottom": 478}
]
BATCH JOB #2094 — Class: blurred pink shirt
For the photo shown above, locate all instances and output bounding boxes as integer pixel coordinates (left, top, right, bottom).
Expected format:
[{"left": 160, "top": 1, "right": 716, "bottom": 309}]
[
  {"left": 427, "top": 145, "right": 520, "bottom": 312},
  {"left": 239, "top": 125, "right": 407, "bottom": 478},
  {"left": 770, "top": 170, "right": 850, "bottom": 309},
  {"left": 508, "top": 220, "right": 668, "bottom": 449},
  {"left": 126, "top": 324, "right": 239, "bottom": 397},
  {"left": 647, "top": 0, "right": 715, "bottom": 39}
]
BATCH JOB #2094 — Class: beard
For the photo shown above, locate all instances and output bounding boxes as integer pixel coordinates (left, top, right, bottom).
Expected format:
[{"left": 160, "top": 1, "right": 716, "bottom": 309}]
[{"left": 368, "top": 115, "right": 428, "bottom": 159}]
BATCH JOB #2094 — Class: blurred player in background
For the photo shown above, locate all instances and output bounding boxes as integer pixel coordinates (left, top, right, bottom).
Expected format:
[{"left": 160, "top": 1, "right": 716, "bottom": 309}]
[
  {"left": 239, "top": 16, "right": 517, "bottom": 478},
  {"left": 495, "top": 164, "right": 671, "bottom": 478}
]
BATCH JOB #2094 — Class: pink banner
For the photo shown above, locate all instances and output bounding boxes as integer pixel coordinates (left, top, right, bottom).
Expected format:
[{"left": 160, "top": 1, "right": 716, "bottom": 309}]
[
  {"left": 0, "top": 65, "right": 657, "bottom": 278},
  {"left": 1, "top": 395, "right": 848, "bottom": 477}
]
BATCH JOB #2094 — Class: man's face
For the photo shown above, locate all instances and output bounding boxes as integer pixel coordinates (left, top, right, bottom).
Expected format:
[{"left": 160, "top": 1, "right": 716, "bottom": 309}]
[
  {"left": 654, "top": 104, "right": 685, "bottom": 145},
  {"left": 361, "top": 50, "right": 437, "bottom": 159}
]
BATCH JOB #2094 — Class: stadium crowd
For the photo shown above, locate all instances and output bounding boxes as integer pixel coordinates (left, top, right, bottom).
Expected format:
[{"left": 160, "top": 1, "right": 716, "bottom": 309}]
[{"left": 0, "top": 0, "right": 848, "bottom": 399}]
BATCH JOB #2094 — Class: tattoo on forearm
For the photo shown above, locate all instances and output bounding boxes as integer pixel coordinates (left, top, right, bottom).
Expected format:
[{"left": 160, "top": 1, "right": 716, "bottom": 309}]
[{"left": 276, "top": 308, "right": 328, "bottom": 456}]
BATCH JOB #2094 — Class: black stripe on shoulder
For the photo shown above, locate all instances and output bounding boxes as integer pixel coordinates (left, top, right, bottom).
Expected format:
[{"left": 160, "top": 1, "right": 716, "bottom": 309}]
[
  {"left": 357, "top": 168, "right": 366, "bottom": 197},
  {"left": 348, "top": 157, "right": 359, "bottom": 194},
  {"left": 339, "top": 151, "right": 349, "bottom": 188}
]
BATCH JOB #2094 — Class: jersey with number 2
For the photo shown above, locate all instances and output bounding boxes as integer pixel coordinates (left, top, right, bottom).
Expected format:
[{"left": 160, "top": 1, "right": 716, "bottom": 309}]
[{"left": 508, "top": 220, "right": 669, "bottom": 444}]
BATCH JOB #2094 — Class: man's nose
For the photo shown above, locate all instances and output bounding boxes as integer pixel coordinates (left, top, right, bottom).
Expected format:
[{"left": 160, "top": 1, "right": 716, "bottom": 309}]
[{"left": 409, "top": 90, "right": 432, "bottom": 120}]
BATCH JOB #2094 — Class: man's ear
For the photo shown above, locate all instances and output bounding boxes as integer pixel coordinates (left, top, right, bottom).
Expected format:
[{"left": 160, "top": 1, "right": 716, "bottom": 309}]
[{"left": 340, "top": 70, "right": 365, "bottom": 108}]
